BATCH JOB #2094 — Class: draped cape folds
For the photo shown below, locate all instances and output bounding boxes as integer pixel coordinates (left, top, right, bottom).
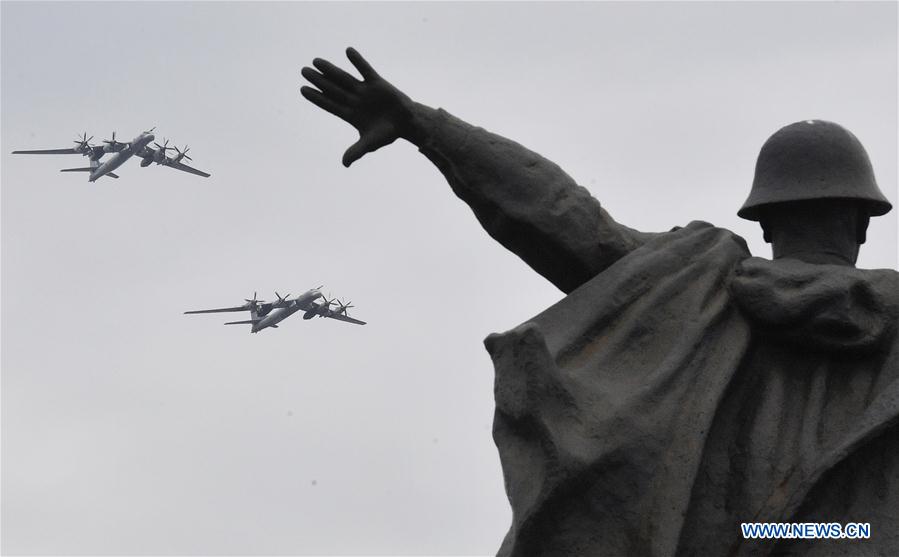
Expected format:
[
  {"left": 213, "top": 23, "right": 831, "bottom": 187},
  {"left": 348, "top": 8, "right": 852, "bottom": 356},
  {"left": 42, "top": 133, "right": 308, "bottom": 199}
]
[
  {"left": 485, "top": 222, "right": 899, "bottom": 557},
  {"left": 415, "top": 108, "right": 899, "bottom": 556}
]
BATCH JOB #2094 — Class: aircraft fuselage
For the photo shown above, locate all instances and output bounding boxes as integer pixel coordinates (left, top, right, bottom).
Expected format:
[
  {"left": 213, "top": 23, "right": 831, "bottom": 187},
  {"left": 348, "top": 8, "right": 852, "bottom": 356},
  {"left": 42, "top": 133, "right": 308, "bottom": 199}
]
[
  {"left": 89, "top": 132, "right": 154, "bottom": 182},
  {"left": 252, "top": 289, "right": 322, "bottom": 333}
]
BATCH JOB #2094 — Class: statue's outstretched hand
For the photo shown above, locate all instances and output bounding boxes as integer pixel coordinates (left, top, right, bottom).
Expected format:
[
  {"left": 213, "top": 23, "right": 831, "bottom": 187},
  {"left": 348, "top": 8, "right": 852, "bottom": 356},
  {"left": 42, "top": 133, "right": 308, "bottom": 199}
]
[{"left": 301, "top": 48, "right": 414, "bottom": 167}]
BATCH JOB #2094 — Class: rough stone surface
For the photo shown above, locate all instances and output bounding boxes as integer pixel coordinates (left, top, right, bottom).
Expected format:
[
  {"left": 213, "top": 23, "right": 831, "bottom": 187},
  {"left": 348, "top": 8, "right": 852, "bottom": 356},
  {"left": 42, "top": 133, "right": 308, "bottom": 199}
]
[{"left": 420, "top": 111, "right": 898, "bottom": 556}]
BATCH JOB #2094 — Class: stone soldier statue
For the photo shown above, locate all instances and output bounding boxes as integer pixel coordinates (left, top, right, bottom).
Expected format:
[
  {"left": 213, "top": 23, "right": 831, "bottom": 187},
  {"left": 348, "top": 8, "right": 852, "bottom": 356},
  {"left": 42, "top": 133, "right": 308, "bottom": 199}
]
[{"left": 301, "top": 48, "right": 898, "bottom": 556}]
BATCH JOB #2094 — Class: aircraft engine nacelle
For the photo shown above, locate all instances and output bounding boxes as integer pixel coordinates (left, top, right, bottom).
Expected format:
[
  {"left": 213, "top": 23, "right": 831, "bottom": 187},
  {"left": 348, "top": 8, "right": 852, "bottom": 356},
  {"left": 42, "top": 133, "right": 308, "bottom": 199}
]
[
  {"left": 153, "top": 150, "right": 166, "bottom": 164},
  {"left": 302, "top": 310, "right": 317, "bottom": 320},
  {"left": 140, "top": 157, "right": 153, "bottom": 167}
]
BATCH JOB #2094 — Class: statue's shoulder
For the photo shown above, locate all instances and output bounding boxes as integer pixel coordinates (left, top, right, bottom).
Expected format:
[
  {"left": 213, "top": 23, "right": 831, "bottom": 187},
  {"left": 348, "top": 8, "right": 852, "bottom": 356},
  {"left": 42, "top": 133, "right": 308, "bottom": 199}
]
[
  {"left": 859, "top": 265, "right": 899, "bottom": 277},
  {"left": 667, "top": 220, "right": 737, "bottom": 234},
  {"left": 681, "top": 220, "right": 733, "bottom": 232},
  {"left": 657, "top": 220, "right": 751, "bottom": 257}
]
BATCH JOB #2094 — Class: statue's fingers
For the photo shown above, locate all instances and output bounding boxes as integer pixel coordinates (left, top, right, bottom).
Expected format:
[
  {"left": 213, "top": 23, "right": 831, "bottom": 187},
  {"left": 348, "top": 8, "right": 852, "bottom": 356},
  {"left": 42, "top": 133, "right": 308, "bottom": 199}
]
[
  {"left": 301, "top": 86, "right": 351, "bottom": 121},
  {"left": 346, "top": 47, "right": 379, "bottom": 80},
  {"left": 301, "top": 67, "right": 355, "bottom": 104},
  {"left": 312, "top": 57, "right": 359, "bottom": 90}
]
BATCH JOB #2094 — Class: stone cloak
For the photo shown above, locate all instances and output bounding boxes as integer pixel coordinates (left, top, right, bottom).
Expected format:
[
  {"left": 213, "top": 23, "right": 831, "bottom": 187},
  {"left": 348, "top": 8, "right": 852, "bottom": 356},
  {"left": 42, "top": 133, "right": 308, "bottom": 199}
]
[{"left": 486, "top": 222, "right": 899, "bottom": 556}]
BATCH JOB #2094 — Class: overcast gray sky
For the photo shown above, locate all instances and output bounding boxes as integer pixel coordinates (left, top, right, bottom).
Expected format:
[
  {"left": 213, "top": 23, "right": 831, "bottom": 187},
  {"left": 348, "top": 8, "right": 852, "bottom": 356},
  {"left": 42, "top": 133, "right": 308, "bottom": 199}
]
[{"left": 2, "top": 1, "right": 897, "bottom": 555}]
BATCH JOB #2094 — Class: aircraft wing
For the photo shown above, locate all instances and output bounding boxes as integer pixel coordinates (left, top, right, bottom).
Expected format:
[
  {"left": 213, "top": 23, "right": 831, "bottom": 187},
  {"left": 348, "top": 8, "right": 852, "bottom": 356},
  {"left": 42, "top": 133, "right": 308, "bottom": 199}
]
[
  {"left": 326, "top": 313, "right": 367, "bottom": 326},
  {"left": 184, "top": 306, "right": 249, "bottom": 314},
  {"left": 12, "top": 148, "right": 79, "bottom": 155},
  {"left": 167, "top": 161, "right": 211, "bottom": 178}
]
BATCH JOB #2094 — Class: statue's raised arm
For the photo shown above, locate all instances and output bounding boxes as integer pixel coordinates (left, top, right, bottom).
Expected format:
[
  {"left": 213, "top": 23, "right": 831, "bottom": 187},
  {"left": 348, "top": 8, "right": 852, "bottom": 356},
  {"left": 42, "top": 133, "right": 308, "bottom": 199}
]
[{"left": 301, "top": 48, "right": 657, "bottom": 293}]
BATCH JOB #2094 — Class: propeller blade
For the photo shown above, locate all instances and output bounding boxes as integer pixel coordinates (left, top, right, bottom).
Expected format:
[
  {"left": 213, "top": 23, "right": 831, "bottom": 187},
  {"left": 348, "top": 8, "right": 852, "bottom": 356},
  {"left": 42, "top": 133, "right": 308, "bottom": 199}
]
[
  {"left": 174, "top": 145, "right": 192, "bottom": 161},
  {"left": 74, "top": 132, "right": 93, "bottom": 147},
  {"left": 331, "top": 298, "right": 353, "bottom": 315}
]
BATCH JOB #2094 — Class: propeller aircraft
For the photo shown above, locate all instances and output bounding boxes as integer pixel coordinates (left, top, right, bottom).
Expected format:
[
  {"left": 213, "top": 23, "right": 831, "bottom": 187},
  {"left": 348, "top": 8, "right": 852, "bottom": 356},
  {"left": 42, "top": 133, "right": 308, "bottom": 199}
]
[
  {"left": 12, "top": 129, "right": 210, "bottom": 181},
  {"left": 184, "top": 287, "right": 366, "bottom": 333}
]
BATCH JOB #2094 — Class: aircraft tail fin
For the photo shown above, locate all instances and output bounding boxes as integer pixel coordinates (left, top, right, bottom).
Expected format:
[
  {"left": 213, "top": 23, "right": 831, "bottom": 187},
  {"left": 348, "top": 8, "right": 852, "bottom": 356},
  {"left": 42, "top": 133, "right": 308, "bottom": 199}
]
[{"left": 224, "top": 319, "right": 260, "bottom": 325}]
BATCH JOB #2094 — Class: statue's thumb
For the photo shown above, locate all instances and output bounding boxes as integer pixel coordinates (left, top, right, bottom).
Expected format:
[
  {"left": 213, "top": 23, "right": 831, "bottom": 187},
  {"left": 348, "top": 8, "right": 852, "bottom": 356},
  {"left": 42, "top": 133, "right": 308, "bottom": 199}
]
[{"left": 342, "top": 140, "right": 368, "bottom": 168}]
